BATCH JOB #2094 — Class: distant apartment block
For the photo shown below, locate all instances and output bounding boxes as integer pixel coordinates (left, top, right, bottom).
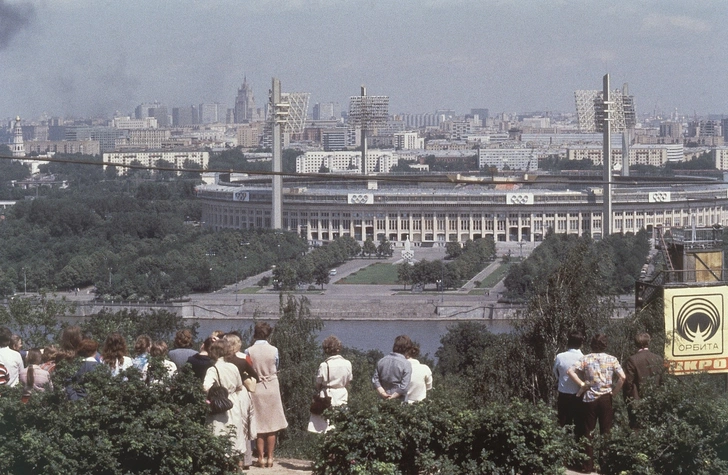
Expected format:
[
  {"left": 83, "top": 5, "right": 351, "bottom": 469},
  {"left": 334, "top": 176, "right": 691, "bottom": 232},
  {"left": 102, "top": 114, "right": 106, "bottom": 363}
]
[
  {"left": 712, "top": 147, "right": 728, "bottom": 170},
  {"left": 173, "top": 106, "right": 197, "bottom": 126},
  {"left": 115, "top": 129, "right": 171, "bottom": 150},
  {"left": 479, "top": 148, "right": 538, "bottom": 171},
  {"left": 426, "top": 140, "right": 469, "bottom": 151},
  {"left": 24, "top": 140, "right": 101, "bottom": 156},
  {"left": 103, "top": 150, "right": 209, "bottom": 175},
  {"left": 65, "top": 126, "right": 127, "bottom": 152},
  {"left": 112, "top": 117, "right": 158, "bottom": 129},
  {"left": 322, "top": 129, "right": 348, "bottom": 151},
  {"left": 236, "top": 123, "right": 263, "bottom": 148},
  {"left": 296, "top": 150, "right": 397, "bottom": 174},
  {"left": 199, "top": 103, "right": 223, "bottom": 124},
  {"left": 567, "top": 144, "right": 684, "bottom": 167},
  {"left": 393, "top": 132, "right": 424, "bottom": 150},
  {"left": 313, "top": 102, "right": 340, "bottom": 121}
]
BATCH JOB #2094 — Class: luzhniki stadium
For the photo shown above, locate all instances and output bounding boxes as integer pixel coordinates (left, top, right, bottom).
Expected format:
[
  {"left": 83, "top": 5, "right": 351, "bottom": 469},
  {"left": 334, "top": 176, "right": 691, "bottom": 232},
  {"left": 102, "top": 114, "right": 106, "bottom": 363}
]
[{"left": 196, "top": 172, "right": 728, "bottom": 246}]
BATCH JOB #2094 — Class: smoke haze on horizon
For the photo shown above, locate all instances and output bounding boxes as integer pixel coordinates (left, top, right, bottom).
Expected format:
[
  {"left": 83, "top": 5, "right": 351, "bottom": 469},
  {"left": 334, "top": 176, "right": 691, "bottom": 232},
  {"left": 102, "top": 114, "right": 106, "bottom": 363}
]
[{"left": 1, "top": 0, "right": 727, "bottom": 120}]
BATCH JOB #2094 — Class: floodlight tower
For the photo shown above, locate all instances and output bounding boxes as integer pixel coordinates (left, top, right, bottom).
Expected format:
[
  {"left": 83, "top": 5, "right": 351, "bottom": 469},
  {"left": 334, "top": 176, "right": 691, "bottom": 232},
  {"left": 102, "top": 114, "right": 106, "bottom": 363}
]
[
  {"left": 602, "top": 74, "right": 613, "bottom": 237},
  {"left": 269, "top": 78, "right": 309, "bottom": 229},
  {"left": 349, "top": 86, "right": 389, "bottom": 175}
]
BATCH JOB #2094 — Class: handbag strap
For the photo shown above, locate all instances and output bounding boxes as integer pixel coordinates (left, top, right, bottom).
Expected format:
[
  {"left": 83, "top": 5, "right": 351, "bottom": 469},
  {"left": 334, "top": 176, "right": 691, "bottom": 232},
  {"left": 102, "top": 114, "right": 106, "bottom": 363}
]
[
  {"left": 213, "top": 365, "right": 222, "bottom": 386},
  {"left": 323, "top": 361, "right": 330, "bottom": 398}
]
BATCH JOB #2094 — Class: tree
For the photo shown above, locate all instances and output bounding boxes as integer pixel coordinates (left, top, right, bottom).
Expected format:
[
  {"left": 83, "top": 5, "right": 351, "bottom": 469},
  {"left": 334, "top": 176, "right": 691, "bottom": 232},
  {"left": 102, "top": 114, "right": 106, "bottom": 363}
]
[
  {"left": 271, "top": 295, "right": 324, "bottom": 435},
  {"left": 313, "top": 264, "right": 330, "bottom": 289},
  {"left": 376, "top": 237, "right": 393, "bottom": 258},
  {"left": 362, "top": 238, "right": 377, "bottom": 258},
  {"left": 0, "top": 295, "right": 76, "bottom": 348},
  {"left": 445, "top": 240, "right": 462, "bottom": 259},
  {"left": 397, "top": 263, "right": 413, "bottom": 290}
]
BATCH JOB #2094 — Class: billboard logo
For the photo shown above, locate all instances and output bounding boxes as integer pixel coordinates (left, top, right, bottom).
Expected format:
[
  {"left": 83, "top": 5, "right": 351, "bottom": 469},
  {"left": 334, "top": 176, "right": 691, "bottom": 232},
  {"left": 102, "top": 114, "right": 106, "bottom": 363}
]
[
  {"left": 233, "top": 191, "right": 249, "bottom": 202},
  {"left": 672, "top": 294, "right": 723, "bottom": 357}
]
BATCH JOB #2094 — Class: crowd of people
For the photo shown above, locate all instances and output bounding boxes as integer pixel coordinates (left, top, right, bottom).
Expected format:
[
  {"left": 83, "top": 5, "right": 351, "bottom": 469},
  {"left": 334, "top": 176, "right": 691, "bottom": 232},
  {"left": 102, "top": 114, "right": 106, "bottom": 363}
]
[
  {"left": 554, "top": 331, "right": 664, "bottom": 473},
  {"left": 0, "top": 324, "right": 289, "bottom": 472}
]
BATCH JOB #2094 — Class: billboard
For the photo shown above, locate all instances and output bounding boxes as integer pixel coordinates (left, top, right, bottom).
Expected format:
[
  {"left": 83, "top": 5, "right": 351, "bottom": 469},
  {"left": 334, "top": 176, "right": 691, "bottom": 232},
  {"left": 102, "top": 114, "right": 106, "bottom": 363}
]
[{"left": 664, "top": 285, "right": 728, "bottom": 374}]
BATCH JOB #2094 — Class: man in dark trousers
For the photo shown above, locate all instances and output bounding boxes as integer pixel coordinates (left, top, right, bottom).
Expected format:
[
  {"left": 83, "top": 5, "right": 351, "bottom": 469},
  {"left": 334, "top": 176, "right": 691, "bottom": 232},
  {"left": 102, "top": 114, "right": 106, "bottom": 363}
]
[
  {"left": 623, "top": 332, "right": 663, "bottom": 429},
  {"left": 552, "top": 331, "right": 585, "bottom": 432}
]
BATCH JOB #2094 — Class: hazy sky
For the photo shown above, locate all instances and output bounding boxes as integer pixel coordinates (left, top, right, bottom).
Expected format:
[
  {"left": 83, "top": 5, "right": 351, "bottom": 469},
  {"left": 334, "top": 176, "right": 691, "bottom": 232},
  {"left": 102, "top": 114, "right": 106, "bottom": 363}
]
[{"left": 1, "top": 0, "right": 727, "bottom": 120}]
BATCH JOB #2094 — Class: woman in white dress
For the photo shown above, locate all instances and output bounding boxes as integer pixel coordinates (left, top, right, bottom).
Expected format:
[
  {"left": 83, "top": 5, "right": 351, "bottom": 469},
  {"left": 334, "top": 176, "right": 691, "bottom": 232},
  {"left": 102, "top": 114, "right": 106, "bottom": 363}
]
[
  {"left": 203, "top": 339, "right": 246, "bottom": 468},
  {"left": 308, "top": 335, "right": 353, "bottom": 433}
]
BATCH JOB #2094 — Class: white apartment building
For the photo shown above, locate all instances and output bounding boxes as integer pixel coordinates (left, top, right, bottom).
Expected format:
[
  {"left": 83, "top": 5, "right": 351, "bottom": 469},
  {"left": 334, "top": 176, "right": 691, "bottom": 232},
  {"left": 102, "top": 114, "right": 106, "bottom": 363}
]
[
  {"left": 103, "top": 150, "right": 209, "bottom": 175},
  {"left": 112, "top": 117, "right": 158, "bottom": 129},
  {"left": 567, "top": 144, "right": 684, "bottom": 167},
  {"left": 479, "top": 148, "right": 538, "bottom": 171},
  {"left": 296, "top": 150, "right": 397, "bottom": 174},
  {"left": 393, "top": 132, "right": 424, "bottom": 150},
  {"left": 713, "top": 147, "right": 728, "bottom": 170}
]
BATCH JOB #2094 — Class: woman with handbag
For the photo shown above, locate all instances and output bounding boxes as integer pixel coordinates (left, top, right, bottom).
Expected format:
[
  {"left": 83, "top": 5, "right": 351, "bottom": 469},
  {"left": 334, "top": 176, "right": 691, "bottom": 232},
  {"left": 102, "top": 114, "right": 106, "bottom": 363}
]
[
  {"left": 203, "top": 339, "right": 246, "bottom": 466},
  {"left": 308, "top": 335, "right": 352, "bottom": 434}
]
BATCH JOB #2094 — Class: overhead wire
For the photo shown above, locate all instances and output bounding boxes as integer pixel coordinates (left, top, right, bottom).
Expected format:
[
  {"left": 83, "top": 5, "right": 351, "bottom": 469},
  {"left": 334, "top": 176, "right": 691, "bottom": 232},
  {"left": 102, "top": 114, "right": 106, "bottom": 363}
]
[{"left": 0, "top": 153, "right": 724, "bottom": 187}]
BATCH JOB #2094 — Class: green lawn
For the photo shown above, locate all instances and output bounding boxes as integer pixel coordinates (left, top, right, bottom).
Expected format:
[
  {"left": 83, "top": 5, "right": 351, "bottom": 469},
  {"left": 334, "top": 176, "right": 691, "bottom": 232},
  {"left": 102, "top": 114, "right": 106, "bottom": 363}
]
[
  {"left": 477, "top": 262, "right": 514, "bottom": 288},
  {"left": 337, "top": 262, "right": 400, "bottom": 285},
  {"left": 237, "top": 287, "right": 262, "bottom": 294}
]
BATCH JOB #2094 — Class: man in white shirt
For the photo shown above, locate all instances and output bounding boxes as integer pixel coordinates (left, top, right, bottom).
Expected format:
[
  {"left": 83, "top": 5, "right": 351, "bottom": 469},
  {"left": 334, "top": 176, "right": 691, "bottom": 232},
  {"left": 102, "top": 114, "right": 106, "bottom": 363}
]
[
  {"left": 405, "top": 344, "right": 433, "bottom": 403},
  {"left": 0, "top": 327, "right": 24, "bottom": 387},
  {"left": 553, "top": 331, "right": 584, "bottom": 431}
]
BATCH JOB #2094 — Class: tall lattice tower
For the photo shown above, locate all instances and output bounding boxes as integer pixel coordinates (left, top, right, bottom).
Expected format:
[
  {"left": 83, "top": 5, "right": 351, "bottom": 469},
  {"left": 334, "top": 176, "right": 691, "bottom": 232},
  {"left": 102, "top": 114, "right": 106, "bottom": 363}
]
[{"left": 575, "top": 84, "right": 635, "bottom": 133}]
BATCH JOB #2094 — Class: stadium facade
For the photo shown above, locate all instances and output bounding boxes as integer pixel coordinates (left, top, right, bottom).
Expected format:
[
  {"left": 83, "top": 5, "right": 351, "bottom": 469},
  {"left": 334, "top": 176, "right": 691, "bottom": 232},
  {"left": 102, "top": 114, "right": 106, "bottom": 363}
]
[{"left": 196, "top": 175, "right": 728, "bottom": 246}]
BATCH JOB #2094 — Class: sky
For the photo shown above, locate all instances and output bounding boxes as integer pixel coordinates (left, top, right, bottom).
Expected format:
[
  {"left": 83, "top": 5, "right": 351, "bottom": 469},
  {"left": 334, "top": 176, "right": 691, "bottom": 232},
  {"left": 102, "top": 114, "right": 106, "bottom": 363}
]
[{"left": 1, "top": 0, "right": 727, "bottom": 120}]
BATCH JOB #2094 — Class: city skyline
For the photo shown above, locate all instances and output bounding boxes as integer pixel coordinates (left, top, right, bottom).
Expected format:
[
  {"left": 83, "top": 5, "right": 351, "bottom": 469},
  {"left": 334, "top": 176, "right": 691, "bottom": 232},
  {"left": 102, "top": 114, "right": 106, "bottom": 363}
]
[{"left": 1, "top": 1, "right": 727, "bottom": 119}]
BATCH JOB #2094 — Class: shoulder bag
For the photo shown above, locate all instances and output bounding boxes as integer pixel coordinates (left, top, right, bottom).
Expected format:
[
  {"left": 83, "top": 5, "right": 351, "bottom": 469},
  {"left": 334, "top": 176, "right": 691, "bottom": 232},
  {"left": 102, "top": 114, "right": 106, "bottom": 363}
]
[
  {"left": 310, "top": 361, "right": 332, "bottom": 415},
  {"left": 207, "top": 366, "right": 234, "bottom": 414}
]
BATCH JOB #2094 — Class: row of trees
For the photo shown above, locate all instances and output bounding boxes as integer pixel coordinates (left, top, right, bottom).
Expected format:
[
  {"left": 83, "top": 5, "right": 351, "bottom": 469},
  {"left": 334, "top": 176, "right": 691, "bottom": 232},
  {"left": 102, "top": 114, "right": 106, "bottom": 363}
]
[
  {"left": 397, "top": 237, "right": 496, "bottom": 290},
  {"left": 503, "top": 230, "right": 650, "bottom": 300},
  {"left": 271, "top": 236, "right": 362, "bottom": 290},
  {"left": 0, "top": 176, "right": 311, "bottom": 300}
]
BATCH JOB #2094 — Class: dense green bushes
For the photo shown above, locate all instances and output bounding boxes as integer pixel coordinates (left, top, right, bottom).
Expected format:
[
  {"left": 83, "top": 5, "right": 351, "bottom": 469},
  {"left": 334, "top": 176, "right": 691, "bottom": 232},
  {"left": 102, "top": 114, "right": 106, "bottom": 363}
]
[
  {"left": 313, "top": 398, "right": 578, "bottom": 474},
  {"left": 0, "top": 365, "right": 239, "bottom": 474},
  {"left": 598, "top": 375, "right": 728, "bottom": 475}
]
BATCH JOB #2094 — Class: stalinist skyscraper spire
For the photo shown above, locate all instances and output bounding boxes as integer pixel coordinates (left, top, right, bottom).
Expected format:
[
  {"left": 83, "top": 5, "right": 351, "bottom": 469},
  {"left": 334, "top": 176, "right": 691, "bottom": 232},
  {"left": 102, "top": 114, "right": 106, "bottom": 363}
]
[
  {"left": 10, "top": 117, "right": 25, "bottom": 158},
  {"left": 234, "top": 76, "right": 256, "bottom": 123}
]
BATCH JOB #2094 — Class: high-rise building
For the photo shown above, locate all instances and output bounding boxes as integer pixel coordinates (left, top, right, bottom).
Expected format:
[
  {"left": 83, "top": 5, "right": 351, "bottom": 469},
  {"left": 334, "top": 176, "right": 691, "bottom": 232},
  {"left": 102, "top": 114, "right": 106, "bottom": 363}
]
[
  {"left": 471, "top": 108, "right": 489, "bottom": 120},
  {"left": 199, "top": 103, "right": 222, "bottom": 124},
  {"left": 313, "top": 102, "right": 339, "bottom": 121},
  {"left": 233, "top": 77, "right": 256, "bottom": 123},
  {"left": 172, "top": 106, "right": 195, "bottom": 127}
]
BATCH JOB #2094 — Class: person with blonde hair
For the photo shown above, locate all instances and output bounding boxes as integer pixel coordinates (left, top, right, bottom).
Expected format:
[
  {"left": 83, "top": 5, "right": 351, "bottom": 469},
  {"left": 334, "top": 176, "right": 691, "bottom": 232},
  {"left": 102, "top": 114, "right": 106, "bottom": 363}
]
[
  {"left": 224, "top": 333, "right": 258, "bottom": 468},
  {"left": 308, "top": 335, "right": 352, "bottom": 433},
  {"left": 404, "top": 344, "right": 432, "bottom": 404}
]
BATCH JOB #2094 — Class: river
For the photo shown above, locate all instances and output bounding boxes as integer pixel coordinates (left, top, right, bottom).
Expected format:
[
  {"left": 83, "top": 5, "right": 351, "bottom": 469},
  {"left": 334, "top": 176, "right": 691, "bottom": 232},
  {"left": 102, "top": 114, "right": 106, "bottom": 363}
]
[{"left": 193, "top": 318, "right": 515, "bottom": 360}]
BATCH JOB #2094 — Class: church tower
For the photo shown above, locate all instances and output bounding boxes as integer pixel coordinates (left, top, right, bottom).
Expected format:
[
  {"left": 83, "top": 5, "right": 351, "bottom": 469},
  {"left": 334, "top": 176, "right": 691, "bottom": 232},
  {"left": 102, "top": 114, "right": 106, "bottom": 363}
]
[
  {"left": 10, "top": 116, "right": 25, "bottom": 158},
  {"left": 234, "top": 77, "right": 256, "bottom": 123}
]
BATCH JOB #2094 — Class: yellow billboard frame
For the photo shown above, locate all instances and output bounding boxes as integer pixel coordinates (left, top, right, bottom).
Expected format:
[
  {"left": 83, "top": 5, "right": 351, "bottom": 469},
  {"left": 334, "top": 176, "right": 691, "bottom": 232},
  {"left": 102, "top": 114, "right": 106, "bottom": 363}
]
[{"left": 664, "top": 285, "right": 728, "bottom": 374}]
